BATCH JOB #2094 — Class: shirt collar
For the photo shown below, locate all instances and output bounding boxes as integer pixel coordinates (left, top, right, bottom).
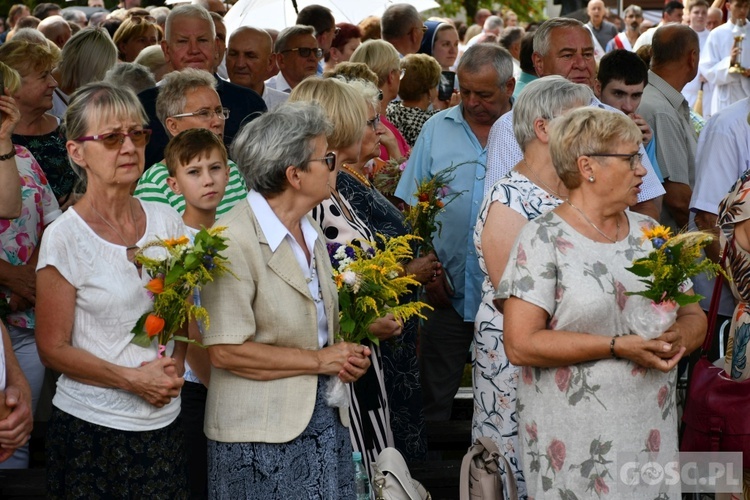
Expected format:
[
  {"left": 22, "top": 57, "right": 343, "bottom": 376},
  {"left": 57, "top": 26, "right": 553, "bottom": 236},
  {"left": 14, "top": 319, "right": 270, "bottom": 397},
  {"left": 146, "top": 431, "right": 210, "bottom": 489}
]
[
  {"left": 247, "top": 190, "right": 318, "bottom": 254},
  {"left": 647, "top": 70, "right": 687, "bottom": 111}
]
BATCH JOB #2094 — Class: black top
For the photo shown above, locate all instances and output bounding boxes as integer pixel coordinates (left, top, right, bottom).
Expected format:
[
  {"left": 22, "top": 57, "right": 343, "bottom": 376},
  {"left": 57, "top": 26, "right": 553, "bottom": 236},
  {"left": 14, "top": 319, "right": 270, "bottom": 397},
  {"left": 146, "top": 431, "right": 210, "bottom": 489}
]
[
  {"left": 13, "top": 126, "right": 77, "bottom": 204},
  {"left": 138, "top": 74, "right": 267, "bottom": 168}
]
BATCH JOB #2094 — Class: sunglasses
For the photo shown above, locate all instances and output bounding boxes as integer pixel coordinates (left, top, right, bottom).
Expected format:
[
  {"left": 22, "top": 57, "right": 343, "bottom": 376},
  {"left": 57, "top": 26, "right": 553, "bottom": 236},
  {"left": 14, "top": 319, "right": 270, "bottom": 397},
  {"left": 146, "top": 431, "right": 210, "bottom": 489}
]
[
  {"left": 281, "top": 47, "right": 324, "bottom": 59},
  {"left": 310, "top": 151, "right": 337, "bottom": 171},
  {"left": 75, "top": 129, "right": 152, "bottom": 149}
]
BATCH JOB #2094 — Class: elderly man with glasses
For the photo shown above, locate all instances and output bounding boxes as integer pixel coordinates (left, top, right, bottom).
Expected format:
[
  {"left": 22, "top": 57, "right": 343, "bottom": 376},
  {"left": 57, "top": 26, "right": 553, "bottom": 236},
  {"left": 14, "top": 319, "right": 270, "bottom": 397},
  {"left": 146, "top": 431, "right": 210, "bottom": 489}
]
[{"left": 266, "top": 25, "right": 322, "bottom": 93}]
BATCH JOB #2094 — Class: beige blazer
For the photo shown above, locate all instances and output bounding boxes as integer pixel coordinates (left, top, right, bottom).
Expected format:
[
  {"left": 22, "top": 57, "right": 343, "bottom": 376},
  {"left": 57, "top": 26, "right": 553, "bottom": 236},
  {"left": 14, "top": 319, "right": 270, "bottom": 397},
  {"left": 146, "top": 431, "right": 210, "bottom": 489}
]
[{"left": 201, "top": 200, "right": 347, "bottom": 443}]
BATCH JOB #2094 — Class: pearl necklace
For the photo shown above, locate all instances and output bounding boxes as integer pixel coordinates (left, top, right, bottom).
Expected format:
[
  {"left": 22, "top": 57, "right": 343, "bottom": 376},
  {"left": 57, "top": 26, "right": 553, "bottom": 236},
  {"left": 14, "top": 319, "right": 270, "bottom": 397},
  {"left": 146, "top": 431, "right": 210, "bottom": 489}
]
[
  {"left": 341, "top": 164, "right": 371, "bottom": 187},
  {"left": 566, "top": 199, "right": 620, "bottom": 243}
]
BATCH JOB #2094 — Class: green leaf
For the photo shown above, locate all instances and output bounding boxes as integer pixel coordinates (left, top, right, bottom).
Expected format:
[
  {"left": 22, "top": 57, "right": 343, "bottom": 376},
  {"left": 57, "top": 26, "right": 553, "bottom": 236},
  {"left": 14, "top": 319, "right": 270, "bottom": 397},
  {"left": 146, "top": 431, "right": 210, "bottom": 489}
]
[
  {"left": 675, "top": 293, "right": 702, "bottom": 307},
  {"left": 599, "top": 440, "right": 612, "bottom": 456},
  {"left": 542, "top": 476, "right": 553, "bottom": 492},
  {"left": 569, "top": 387, "right": 585, "bottom": 405},
  {"left": 165, "top": 263, "right": 185, "bottom": 286},
  {"left": 626, "top": 263, "right": 653, "bottom": 277},
  {"left": 589, "top": 439, "right": 600, "bottom": 456},
  {"left": 184, "top": 253, "right": 199, "bottom": 271},
  {"left": 580, "top": 458, "right": 595, "bottom": 478},
  {"left": 171, "top": 336, "right": 206, "bottom": 348},
  {"left": 129, "top": 315, "right": 154, "bottom": 348}
]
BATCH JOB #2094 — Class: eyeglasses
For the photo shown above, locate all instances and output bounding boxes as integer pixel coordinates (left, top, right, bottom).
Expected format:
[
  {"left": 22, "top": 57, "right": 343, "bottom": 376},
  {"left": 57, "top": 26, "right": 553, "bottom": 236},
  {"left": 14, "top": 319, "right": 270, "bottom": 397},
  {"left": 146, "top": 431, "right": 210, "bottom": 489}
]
[
  {"left": 377, "top": 89, "right": 383, "bottom": 101},
  {"left": 171, "top": 107, "right": 230, "bottom": 120},
  {"left": 585, "top": 151, "right": 643, "bottom": 170},
  {"left": 75, "top": 129, "right": 152, "bottom": 149},
  {"left": 367, "top": 114, "right": 381, "bottom": 131},
  {"left": 397, "top": 68, "right": 406, "bottom": 80},
  {"left": 309, "top": 151, "right": 337, "bottom": 171},
  {"left": 334, "top": 27, "right": 341, "bottom": 36},
  {"left": 281, "top": 47, "right": 324, "bottom": 59}
]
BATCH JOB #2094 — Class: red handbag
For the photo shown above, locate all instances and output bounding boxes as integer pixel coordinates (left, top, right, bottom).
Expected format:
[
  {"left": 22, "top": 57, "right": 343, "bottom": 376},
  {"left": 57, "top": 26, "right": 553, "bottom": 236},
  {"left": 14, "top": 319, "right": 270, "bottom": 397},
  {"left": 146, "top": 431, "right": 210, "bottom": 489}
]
[{"left": 680, "top": 254, "right": 750, "bottom": 466}]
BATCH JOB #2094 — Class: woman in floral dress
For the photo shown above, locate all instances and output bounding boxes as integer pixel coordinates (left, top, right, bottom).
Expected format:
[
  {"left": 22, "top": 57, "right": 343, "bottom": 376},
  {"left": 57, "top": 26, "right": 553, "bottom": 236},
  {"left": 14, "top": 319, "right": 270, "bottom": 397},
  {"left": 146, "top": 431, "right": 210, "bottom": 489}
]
[
  {"left": 473, "top": 77, "right": 592, "bottom": 498},
  {"left": 496, "top": 107, "right": 706, "bottom": 498}
]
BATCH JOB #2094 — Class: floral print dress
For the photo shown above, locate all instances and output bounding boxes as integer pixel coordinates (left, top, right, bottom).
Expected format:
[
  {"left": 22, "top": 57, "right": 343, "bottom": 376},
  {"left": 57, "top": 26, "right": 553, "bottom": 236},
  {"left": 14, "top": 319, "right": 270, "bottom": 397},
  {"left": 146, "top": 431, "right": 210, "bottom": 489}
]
[
  {"left": 472, "top": 171, "right": 562, "bottom": 499},
  {"left": 718, "top": 170, "right": 750, "bottom": 382},
  {"left": 496, "top": 210, "right": 680, "bottom": 499}
]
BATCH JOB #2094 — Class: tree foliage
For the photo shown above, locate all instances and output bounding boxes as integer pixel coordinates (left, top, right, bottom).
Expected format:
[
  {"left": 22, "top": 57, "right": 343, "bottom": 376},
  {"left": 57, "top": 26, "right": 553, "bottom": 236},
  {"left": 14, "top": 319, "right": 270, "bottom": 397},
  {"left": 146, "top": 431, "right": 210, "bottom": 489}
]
[{"left": 435, "top": 0, "right": 547, "bottom": 23}]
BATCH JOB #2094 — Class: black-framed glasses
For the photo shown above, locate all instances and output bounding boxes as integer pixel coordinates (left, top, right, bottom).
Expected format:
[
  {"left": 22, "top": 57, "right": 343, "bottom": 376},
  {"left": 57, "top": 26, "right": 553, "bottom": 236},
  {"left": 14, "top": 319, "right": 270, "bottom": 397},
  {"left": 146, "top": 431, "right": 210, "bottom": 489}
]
[
  {"left": 75, "top": 129, "right": 152, "bottom": 149},
  {"left": 281, "top": 47, "right": 324, "bottom": 59},
  {"left": 377, "top": 89, "right": 383, "bottom": 101},
  {"left": 367, "top": 114, "right": 381, "bottom": 132},
  {"left": 585, "top": 151, "right": 643, "bottom": 170},
  {"left": 171, "top": 107, "right": 230, "bottom": 120},
  {"left": 310, "top": 151, "right": 337, "bottom": 171}
]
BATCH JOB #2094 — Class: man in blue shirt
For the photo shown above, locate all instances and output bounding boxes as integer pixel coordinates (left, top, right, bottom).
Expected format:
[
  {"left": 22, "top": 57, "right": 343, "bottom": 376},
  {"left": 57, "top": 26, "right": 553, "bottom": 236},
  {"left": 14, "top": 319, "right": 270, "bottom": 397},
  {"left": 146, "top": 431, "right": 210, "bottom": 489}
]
[{"left": 395, "top": 44, "right": 515, "bottom": 421}]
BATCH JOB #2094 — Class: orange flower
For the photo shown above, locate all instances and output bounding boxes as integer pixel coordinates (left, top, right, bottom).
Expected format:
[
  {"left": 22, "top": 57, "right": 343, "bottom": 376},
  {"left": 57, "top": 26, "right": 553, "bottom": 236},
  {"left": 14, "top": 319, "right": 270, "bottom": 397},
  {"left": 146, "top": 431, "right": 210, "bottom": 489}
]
[
  {"left": 146, "top": 277, "right": 164, "bottom": 294},
  {"left": 418, "top": 192, "right": 430, "bottom": 202},
  {"left": 435, "top": 200, "right": 444, "bottom": 208},
  {"left": 144, "top": 314, "right": 165, "bottom": 337},
  {"left": 164, "top": 235, "right": 189, "bottom": 247}
]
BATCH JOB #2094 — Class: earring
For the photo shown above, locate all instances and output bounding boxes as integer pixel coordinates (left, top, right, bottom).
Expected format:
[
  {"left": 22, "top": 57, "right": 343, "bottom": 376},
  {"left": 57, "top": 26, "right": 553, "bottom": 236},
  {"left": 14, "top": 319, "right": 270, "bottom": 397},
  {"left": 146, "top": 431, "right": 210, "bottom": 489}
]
[{"left": 588, "top": 175, "right": 595, "bottom": 183}]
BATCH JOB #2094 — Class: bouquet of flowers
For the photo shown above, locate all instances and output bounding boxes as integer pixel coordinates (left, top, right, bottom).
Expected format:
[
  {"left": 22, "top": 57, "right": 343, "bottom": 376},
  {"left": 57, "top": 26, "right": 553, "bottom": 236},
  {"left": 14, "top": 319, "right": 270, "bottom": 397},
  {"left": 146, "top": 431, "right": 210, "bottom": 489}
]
[
  {"left": 623, "top": 225, "right": 725, "bottom": 339},
  {"left": 130, "top": 227, "right": 233, "bottom": 356},
  {"left": 403, "top": 164, "right": 464, "bottom": 254},
  {"left": 370, "top": 158, "right": 406, "bottom": 198},
  {"left": 325, "top": 234, "right": 431, "bottom": 407}
]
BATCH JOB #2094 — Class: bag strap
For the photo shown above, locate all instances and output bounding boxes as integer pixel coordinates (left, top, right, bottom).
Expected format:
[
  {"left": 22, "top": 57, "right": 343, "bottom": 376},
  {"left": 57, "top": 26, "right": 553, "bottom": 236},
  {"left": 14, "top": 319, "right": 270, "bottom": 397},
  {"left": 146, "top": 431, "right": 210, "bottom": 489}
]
[
  {"left": 701, "top": 242, "right": 729, "bottom": 354},
  {"left": 459, "top": 438, "right": 518, "bottom": 500}
]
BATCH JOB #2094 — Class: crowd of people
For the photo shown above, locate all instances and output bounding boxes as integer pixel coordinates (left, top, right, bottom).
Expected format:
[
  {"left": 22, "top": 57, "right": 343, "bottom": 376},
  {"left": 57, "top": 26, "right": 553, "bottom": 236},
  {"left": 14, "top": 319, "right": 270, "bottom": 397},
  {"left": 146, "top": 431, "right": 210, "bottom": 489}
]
[{"left": 0, "top": 0, "right": 749, "bottom": 498}]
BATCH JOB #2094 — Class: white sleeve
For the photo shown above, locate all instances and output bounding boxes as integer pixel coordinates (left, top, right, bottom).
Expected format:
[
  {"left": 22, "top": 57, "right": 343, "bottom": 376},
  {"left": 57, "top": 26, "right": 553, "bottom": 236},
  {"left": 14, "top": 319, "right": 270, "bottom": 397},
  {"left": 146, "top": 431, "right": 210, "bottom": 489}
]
[{"left": 485, "top": 111, "right": 522, "bottom": 195}]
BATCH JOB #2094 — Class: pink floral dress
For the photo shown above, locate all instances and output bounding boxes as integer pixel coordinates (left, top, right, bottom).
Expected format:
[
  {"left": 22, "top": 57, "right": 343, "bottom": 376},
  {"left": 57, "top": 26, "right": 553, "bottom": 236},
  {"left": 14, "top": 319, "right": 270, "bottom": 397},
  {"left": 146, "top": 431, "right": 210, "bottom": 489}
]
[
  {"left": 0, "top": 146, "right": 61, "bottom": 328},
  {"left": 496, "top": 210, "right": 680, "bottom": 499}
]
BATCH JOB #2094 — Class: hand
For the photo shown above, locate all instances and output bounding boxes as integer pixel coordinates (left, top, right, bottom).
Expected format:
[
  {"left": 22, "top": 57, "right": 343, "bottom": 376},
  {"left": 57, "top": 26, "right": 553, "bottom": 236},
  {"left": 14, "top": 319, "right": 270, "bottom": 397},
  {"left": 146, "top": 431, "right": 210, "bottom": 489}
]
[
  {"left": 425, "top": 271, "right": 453, "bottom": 309},
  {"left": 379, "top": 126, "right": 400, "bottom": 160},
  {"left": 368, "top": 313, "right": 403, "bottom": 341},
  {"left": 629, "top": 113, "right": 652, "bottom": 144},
  {"left": 615, "top": 334, "right": 686, "bottom": 373},
  {"left": 404, "top": 253, "right": 441, "bottom": 284},
  {"left": 8, "top": 293, "right": 32, "bottom": 312},
  {"left": 0, "top": 386, "right": 33, "bottom": 463},
  {"left": 130, "top": 357, "right": 184, "bottom": 407},
  {"left": 318, "top": 342, "right": 371, "bottom": 382},
  {"left": 0, "top": 94, "right": 21, "bottom": 142},
  {"left": 3, "top": 264, "right": 36, "bottom": 305},
  {"left": 448, "top": 91, "right": 461, "bottom": 107},
  {"left": 654, "top": 325, "right": 688, "bottom": 359}
]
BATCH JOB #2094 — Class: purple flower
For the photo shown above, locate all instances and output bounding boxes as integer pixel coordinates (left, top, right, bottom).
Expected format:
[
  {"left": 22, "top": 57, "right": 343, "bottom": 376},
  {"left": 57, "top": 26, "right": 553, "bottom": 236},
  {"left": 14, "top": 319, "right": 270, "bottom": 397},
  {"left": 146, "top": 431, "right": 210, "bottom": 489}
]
[
  {"left": 202, "top": 254, "right": 215, "bottom": 270},
  {"left": 345, "top": 246, "right": 356, "bottom": 259},
  {"left": 652, "top": 237, "right": 666, "bottom": 249}
]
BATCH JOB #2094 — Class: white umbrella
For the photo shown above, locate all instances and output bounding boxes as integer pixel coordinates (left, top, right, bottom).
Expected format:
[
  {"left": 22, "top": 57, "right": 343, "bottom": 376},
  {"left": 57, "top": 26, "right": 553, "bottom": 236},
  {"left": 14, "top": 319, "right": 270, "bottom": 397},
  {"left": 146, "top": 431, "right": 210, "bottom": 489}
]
[{"left": 225, "top": 0, "right": 439, "bottom": 36}]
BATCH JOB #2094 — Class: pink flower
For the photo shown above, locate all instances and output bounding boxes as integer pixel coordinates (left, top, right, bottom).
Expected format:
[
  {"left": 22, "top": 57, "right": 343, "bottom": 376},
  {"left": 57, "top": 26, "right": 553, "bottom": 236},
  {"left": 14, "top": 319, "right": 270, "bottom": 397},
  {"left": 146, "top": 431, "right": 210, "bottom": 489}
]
[
  {"left": 657, "top": 385, "right": 668, "bottom": 408},
  {"left": 525, "top": 422, "right": 538, "bottom": 441},
  {"left": 631, "top": 365, "right": 647, "bottom": 376},
  {"left": 646, "top": 429, "right": 661, "bottom": 452},
  {"left": 517, "top": 243, "right": 527, "bottom": 266},
  {"left": 522, "top": 366, "right": 533, "bottom": 385},
  {"left": 554, "top": 237, "right": 574, "bottom": 254},
  {"left": 547, "top": 439, "right": 566, "bottom": 472},
  {"left": 555, "top": 366, "right": 572, "bottom": 392},
  {"left": 615, "top": 281, "right": 627, "bottom": 311},
  {"left": 595, "top": 477, "right": 610, "bottom": 494},
  {"left": 555, "top": 285, "right": 564, "bottom": 301}
]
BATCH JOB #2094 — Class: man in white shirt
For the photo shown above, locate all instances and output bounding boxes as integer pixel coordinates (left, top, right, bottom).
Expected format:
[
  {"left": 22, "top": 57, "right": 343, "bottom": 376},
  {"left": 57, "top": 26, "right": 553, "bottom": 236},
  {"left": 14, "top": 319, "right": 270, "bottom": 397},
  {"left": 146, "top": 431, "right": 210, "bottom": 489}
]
[
  {"left": 682, "top": 0, "right": 713, "bottom": 115},
  {"left": 265, "top": 25, "right": 320, "bottom": 93},
  {"left": 699, "top": 0, "right": 750, "bottom": 114},
  {"left": 226, "top": 27, "right": 288, "bottom": 110},
  {"left": 466, "top": 15, "right": 504, "bottom": 47},
  {"left": 633, "top": 1, "right": 685, "bottom": 50},
  {"left": 607, "top": 4, "right": 644, "bottom": 51}
]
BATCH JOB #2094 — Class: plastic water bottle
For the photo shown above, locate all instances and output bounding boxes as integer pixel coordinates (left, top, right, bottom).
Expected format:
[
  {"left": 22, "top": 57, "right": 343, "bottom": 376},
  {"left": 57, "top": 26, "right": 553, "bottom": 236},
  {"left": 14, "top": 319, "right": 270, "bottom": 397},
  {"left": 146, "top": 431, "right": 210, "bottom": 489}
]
[{"left": 353, "top": 451, "right": 370, "bottom": 500}]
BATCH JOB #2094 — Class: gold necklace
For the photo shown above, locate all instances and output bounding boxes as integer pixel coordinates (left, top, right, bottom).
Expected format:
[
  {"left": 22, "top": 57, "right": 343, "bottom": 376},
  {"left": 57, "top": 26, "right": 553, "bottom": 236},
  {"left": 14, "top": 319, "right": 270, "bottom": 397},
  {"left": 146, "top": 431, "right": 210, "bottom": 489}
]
[
  {"left": 566, "top": 199, "right": 620, "bottom": 243},
  {"left": 341, "top": 164, "right": 371, "bottom": 187},
  {"left": 523, "top": 159, "right": 563, "bottom": 199}
]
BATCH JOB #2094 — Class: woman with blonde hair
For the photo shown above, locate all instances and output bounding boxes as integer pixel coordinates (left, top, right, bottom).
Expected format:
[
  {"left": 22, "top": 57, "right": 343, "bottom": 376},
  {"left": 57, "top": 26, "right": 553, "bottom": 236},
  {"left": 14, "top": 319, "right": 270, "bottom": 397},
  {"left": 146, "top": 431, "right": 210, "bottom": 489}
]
[
  {"left": 112, "top": 16, "right": 161, "bottom": 62},
  {"left": 350, "top": 40, "right": 410, "bottom": 162},
  {"left": 0, "top": 39, "right": 75, "bottom": 208}
]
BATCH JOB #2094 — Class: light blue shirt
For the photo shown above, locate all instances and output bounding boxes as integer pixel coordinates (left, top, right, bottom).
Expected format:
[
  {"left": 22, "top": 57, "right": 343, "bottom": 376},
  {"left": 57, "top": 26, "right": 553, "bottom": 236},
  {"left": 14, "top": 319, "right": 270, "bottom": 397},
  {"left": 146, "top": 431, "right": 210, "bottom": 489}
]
[{"left": 394, "top": 105, "right": 487, "bottom": 322}]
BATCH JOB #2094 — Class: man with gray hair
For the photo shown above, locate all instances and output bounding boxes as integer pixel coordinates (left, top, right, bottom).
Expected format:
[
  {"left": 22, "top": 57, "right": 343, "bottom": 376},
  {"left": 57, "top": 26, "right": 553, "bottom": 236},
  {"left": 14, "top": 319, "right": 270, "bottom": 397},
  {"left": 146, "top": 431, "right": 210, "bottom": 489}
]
[
  {"left": 606, "top": 4, "right": 643, "bottom": 51},
  {"left": 394, "top": 43, "right": 515, "bottom": 423},
  {"left": 38, "top": 15, "right": 71, "bottom": 48},
  {"left": 62, "top": 9, "right": 87, "bottom": 29},
  {"left": 485, "top": 17, "right": 665, "bottom": 221},
  {"left": 266, "top": 25, "right": 320, "bottom": 92},
  {"left": 227, "top": 26, "right": 289, "bottom": 109},
  {"left": 381, "top": 3, "right": 425, "bottom": 56},
  {"left": 466, "top": 15, "right": 504, "bottom": 47},
  {"left": 137, "top": 4, "right": 266, "bottom": 167}
]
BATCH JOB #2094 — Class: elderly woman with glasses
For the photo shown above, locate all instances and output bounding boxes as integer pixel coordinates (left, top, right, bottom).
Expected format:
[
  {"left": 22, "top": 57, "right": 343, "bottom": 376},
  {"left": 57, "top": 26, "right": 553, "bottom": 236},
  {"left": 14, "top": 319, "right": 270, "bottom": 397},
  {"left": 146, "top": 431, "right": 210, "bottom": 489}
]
[
  {"left": 199, "top": 101, "right": 371, "bottom": 499},
  {"left": 134, "top": 68, "right": 247, "bottom": 217},
  {"left": 35, "top": 82, "right": 188, "bottom": 498},
  {"left": 495, "top": 107, "right": 706, "bottom": 498}
]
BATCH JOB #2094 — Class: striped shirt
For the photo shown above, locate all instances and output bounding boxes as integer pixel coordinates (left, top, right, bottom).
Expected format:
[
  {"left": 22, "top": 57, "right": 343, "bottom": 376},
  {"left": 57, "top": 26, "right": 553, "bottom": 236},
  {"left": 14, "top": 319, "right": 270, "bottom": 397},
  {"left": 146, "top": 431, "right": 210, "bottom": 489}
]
[{"left": 134, "top": 159, "right": 247, "bottom": 217}]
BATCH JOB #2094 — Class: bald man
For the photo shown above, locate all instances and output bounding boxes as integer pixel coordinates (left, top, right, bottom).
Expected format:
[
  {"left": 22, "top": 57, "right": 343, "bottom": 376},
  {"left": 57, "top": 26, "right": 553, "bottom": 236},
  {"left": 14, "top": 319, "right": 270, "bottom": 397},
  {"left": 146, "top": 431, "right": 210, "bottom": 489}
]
[
  {"left": 38, "top": 15, "right": 71, "bottom": 48},
  {"left": 706, "top": 6, "right": 723, "bottom": 29},
  {"left": 586, "top": 0, "right": 618, "bottom": 56},
  {"left": 226, "top": 27, "right": 288, "bottom": 110}
]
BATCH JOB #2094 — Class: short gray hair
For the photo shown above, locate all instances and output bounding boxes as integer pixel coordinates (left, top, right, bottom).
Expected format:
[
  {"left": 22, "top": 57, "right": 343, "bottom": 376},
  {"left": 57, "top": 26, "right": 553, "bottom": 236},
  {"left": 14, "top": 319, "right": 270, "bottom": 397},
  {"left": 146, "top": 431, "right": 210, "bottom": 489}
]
[
  {"left": 165, "top": 4, "right": 214, "bottom": 42},
  {"left": 513, "top": 75, "right": 593, "bottom": 151},
  {"left": 381, "top": 4, "right": 421, "bottom": 39},
  {"left": 344, "top": 77, "right": 380, "bottom": 111},
  {"left": 274, "top": 24, "right": 315, "bottom": 53},
  {"left": 10, "top": 27, "right": 48, "bottom": 44},
  {"left": 104, "top": 62, "right": 156, "bottom": 95},
  {"left": 624, "top": 4, "right": 643, "bottom": 17},
  {"left": 156, "top": 68, "right": 216, "bottom": 133},
  {"left": 484, "top": 15, "right": 504, "bottom": 32},
  {"left": 231, "top": 101, "right": 333, "bottom": 197},
  {"left": 457, "top": 43, "right": 514, "bottom": 85},
  {"left": 533, "top": 18, "right": 585, "bottom": 57}
]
